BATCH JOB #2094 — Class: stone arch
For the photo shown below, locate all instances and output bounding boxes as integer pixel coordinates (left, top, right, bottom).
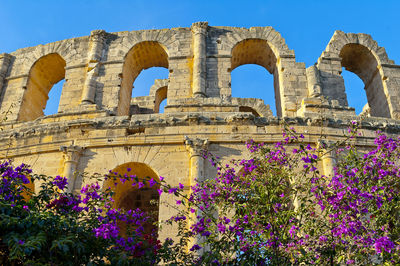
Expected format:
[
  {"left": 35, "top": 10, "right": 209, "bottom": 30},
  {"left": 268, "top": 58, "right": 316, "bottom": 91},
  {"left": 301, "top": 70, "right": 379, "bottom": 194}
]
[
  {"left": 18, "top": 53, "right": 66, "bottom": 121},
  {"left": 221, "top": 27, "right": 307, "bottom": 117},
  {"left": 230, "top": 39, "right": 281, "bottom": 116},
  {"left": 129, "top": 79, "right": 169, "bottom": 114},
  {"left": 323, "top": 31, "right": 392, "bottom": 64},
  {"left": 119, "top": 41, "right": 169, "bottom": 116},
  {"left": 104, "top": 162, "right": 160, "bottom": 235},
  {"left": 340, "top": 43, "right": 390, "bottom": 117},
  {"left": 0, "top": 37, "right": 87, "bottom": 121},
  {"left": 154, "top": 86, "right": 167, "bottom": 113},
  {"left": 318, "top": 31, "right": 399, "bottom": 118},
  {"left": 148, "top": 78, "right": 169, "bottom": 114},
  {"left": 16, "top": 39, "right": 78, "bottom": 75}
]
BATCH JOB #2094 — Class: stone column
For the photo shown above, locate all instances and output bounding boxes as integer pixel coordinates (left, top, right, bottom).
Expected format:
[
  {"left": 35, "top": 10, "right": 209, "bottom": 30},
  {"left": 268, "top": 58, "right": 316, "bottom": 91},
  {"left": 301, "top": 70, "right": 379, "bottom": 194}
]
[
  {"left": 191, "top": 22, "right": 208, "bottom": 98},
  {"left": 0, "top": 53, "right": 12, "bottom": 93},
  {"left": 185, "top": 136, "right": 209, "bottom": 185},
  {"left": 318, "top": 140, "right": 337, "bottom": 177},
  {"left": 60, "top": 145, "right": 84, "bottom": 193},
  {"left": 184, "top": 136, "right": 209, "bottom": 252},
  {"left": 81, "top": 30, "right": 107, "bottom": 105}
]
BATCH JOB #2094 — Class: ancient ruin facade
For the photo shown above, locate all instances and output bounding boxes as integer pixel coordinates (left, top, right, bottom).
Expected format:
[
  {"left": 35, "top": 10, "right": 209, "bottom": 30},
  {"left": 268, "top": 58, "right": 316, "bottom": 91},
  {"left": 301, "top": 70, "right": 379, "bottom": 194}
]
[{"left": 1, "top": 22, "right": 400, "bottom": 240}]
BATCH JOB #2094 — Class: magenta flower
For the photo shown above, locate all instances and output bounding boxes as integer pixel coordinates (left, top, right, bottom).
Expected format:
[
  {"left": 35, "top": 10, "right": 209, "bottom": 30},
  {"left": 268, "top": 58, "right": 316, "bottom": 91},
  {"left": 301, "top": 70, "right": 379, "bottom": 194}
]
[
  {"left": 168, "top": 187, "right": 178, "bottom": 194},
  {"left": 149, "top": 178, "right": 156, "bottom": 187},
  {"left": 374, "top": 236, "right": 395, "bottom": 254},
  {"left": 53, "top": 176, "right": 68, "bottom": 190},
  {"left": 94, "top": 223, "right": 119, "bottom": 239}
]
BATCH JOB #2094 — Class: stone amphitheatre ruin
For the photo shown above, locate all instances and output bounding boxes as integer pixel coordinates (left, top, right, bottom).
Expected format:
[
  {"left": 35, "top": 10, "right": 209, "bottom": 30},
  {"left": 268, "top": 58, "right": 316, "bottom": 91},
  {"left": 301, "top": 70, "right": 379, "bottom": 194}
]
[{"left": 1, "top": 22, "right": 400, "bottom": 240}]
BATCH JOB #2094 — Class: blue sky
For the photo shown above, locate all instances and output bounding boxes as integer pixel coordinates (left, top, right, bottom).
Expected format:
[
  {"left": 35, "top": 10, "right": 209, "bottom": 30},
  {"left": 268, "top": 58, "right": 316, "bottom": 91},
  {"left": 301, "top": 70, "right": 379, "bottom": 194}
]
[{"left": 0, "top": 0, "right": 399, "bottom": 115}]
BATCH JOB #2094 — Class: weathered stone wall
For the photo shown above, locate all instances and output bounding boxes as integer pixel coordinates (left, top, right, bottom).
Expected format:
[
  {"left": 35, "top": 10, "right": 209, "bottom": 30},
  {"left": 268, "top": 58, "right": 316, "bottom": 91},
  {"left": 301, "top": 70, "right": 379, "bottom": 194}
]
[{"left": 1, "top": 22, "right": 400, "bottom": 241}]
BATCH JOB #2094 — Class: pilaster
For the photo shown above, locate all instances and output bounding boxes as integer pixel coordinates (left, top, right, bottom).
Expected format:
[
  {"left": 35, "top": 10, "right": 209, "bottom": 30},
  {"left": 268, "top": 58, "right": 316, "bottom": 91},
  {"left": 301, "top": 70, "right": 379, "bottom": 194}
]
[
  {"left": 318, "top": 140, "right": 337, "bottom": 177},
  {"left": 81, "top": 30, "right": 107, "bottom": 105},
  {"left": 60, "top": 145, "right": 85, "bottom": 193}
]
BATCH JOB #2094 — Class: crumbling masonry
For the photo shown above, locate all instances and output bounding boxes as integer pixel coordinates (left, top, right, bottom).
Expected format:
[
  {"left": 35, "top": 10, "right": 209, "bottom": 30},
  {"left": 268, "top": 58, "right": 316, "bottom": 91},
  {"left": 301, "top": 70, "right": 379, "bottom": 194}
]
[{"left": 1, "top": 22, "right": 400, "bottom": 240}]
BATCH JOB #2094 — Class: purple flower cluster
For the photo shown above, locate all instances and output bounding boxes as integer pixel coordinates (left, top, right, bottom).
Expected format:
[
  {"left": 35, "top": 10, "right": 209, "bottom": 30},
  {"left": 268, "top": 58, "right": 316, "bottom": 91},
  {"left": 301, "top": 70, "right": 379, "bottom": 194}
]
[
  {"left": 374, "top": 236, "right": 395, "bottom": 254},
  {"left": 94, "top": 223, "right": 119, "bottom": 239},
  {"left": 303, "top": 132, "right": 400, "bottom": 262},
  {"left": 52, "top": 175, "right": 68, "bottom": 190},
  {"left": 0, "top": 161, "right": 32, "bottom": 202},
  {"left": 46, "top": 194, "right": 83, "bottom": 213}
]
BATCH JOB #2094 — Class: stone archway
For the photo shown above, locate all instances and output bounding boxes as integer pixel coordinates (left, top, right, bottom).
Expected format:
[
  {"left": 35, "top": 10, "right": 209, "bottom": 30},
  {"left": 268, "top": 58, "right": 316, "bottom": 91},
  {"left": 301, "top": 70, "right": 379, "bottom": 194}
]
[
  {"left": 18, "top": 53, "right": 66, "bottom": 121},
  {"left": 119, "top": 41, "right": 169, "bottom": 116},
  {"left": 105, "top": 162, "right": 161, "bottom": 236}
]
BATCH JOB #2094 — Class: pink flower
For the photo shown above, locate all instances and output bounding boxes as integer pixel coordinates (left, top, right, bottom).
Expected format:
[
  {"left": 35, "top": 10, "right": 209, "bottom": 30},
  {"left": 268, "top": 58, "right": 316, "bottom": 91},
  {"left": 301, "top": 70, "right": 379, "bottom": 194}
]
[
  {"left": 149, "top": 178, "right": 156, "bottom": 187},
  {"left": 138, "top": 182, "right": 144, "bottom": 189}
]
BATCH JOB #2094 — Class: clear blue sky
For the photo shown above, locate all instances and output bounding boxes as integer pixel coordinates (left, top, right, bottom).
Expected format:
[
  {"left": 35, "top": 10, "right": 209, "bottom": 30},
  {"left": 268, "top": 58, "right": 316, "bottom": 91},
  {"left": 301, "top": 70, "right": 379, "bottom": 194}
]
[{"left": 1, "top": 0, "right": 399, "bottom": 116}]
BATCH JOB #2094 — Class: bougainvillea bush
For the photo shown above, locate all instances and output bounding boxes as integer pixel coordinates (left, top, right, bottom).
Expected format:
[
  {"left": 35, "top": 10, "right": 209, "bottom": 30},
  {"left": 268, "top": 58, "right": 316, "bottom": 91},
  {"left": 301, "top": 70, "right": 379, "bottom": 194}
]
[
  {"left": 0, "top": 124, "right": 399, "bottom": 265},
  {"left": 167, "top": 125, "right": 400, "bottom": 265},
  {"left": 0, "top": 164, "right": 162, "bottom": 265}
]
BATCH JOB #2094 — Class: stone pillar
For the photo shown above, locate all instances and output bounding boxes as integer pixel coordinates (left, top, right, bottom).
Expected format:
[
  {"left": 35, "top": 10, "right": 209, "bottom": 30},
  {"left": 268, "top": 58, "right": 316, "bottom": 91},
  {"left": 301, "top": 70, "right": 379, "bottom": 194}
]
[
  {"left": 185, "top": 136, "right": 209, "bottom": 185},
  {"left": 306, "top": 65, "right": 322, "bottom": 98},
  {"left": 184, "top": 136, "right": 209, "bottom": 252},
  {"left": 318, "top": 140, "right": 337, "bottom": 177},
  {"left": 81, "top": 30, "right": 107, "bottom": 105},
  {"left": 0, "top": 53, "right": 12, "bottom": 93},
  {"left": 60, "top": 145, "right": 84, "bottom": 193},
  {"left": 191, "top": 22, "right": 208, "bottom": 98}
]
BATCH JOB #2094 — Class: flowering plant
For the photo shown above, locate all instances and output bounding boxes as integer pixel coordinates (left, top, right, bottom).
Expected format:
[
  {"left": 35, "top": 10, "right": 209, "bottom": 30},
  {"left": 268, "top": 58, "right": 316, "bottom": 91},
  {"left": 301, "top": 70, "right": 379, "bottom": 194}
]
[
  {"left": 164, "top": 124, "right": 400, "bottom": 265},
  {"left": 0, "top": 163, "right": 162, "bottom": 265},
  {"left": 1, "top": 123, "right": 399, "bottom": 265}
]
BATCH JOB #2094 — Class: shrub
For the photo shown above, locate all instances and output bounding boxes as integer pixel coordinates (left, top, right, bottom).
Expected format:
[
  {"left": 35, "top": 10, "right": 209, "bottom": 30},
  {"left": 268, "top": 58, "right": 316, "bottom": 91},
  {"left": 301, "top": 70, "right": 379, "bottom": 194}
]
[{"left": 1, "top": 124, "right": 399, "bottom": 265}]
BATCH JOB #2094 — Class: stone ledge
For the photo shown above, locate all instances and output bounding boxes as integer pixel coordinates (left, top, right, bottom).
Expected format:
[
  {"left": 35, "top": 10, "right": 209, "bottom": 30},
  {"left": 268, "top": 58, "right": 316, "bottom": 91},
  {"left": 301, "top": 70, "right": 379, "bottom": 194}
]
[{"left": 1, "top": 110, "right": 399, "bottom": 141}]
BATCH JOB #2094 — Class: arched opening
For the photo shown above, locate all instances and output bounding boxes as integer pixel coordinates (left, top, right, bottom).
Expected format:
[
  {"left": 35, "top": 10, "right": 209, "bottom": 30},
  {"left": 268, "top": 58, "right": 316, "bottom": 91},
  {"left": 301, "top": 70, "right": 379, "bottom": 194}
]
[
  {"left": 231, "top": 65, "right": 275, "bottom": 116},
  {"left": 341, "top": 69, "right": 367, "bottom": 115},
  {"left": 18, "top": 53, "right": 66, "bottom": 121},
  {"left": 339, "top": 44, "right": 390, "bottom": 118},
  {"left": 158, "top": 98, "right": 167, "bottom": 113},
  {"left": 231, "top": 39, "right": 280, "bottom": 117},
  {"left": 132, "top": 67, "right": 169, "bottom": 98},
  {"left": 154, "top": 86, "right": 167, "bottom": 113},
  {"left": 105, "top": 162, "right": 160, "bottom": 236},
  {"left": 44, "top": 79, "right": 64, "bottom": 115},
  {"left": 119, "top": 41, "right": 169, "bottom": 116}
]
